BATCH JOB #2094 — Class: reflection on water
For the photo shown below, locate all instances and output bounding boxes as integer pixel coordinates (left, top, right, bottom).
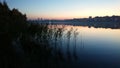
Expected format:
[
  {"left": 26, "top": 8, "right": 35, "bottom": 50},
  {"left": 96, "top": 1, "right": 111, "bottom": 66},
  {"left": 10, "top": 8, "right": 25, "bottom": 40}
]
[
  {"left": 49, "top": 25, "right": 120, "bottom": 68},
  {"left": 3, "top": 23, "right": 120, "bottom": 68}
]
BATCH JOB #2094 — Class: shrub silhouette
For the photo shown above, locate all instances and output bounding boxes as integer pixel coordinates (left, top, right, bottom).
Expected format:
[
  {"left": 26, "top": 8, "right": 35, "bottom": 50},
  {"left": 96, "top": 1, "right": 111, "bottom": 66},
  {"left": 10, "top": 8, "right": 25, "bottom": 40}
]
[
  {"left": 0, "top": 2, "right": 66, "bottom": 68},
  {"left": 0, "top": 1, "right": 79, "bottom": 68}
]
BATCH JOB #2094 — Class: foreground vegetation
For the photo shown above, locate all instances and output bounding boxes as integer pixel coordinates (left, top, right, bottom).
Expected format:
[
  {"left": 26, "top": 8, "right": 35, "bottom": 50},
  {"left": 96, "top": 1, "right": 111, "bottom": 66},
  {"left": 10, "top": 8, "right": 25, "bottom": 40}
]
[{"left": 0, "top": 2, "right": 79, "bottom": 68}]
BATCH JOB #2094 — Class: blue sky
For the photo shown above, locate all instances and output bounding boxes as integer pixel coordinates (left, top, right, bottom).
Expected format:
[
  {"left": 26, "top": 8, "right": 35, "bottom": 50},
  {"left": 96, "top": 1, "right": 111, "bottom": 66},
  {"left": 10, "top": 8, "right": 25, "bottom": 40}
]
[{"left": 5, "top": 0, "right": 120, "bottom": 19}]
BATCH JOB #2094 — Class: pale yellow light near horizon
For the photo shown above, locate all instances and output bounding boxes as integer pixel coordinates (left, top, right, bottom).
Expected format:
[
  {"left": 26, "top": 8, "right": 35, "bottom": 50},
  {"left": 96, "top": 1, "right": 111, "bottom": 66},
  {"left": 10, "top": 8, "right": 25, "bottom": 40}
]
[
  {"left": 66, "top": 25, "right": 120, "bottom": 43},
  {"left": 27, "top": 7, "right": 120, "bottom": 20},
  {"left": 26, "top": 1, "right": 120, "bottom": 20}
]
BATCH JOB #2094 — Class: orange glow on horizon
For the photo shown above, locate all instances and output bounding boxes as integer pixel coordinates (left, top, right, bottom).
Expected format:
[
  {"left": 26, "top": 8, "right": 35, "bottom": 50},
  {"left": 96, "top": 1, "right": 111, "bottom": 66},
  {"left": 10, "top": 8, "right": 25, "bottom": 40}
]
[
  {"left": 27, "top": 7, "right": 120, "bottom": 20},
  {"left": 27, "top": 5, "right": 120, "bottom": 20}
]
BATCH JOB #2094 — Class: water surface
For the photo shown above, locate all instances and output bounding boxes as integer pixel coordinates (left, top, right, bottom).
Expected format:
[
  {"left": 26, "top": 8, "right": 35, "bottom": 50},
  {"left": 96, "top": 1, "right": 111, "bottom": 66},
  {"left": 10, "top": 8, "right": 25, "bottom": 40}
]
[{"left": 51, "top": 25, "right": 120, "bottom": 68}]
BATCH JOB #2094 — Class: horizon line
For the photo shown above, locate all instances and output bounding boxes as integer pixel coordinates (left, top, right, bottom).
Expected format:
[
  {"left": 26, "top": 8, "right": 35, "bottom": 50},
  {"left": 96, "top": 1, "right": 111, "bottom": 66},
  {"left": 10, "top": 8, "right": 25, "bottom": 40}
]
[{"left": 27, "top": 15, "right": 120, "bottom": 20}]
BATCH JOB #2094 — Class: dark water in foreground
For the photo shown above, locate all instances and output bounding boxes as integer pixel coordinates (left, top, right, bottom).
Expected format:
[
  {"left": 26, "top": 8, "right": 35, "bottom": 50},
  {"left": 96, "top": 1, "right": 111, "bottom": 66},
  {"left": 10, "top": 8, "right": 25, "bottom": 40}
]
[{"left": 49, "top": 25, "right": 120, "bottom": 68}]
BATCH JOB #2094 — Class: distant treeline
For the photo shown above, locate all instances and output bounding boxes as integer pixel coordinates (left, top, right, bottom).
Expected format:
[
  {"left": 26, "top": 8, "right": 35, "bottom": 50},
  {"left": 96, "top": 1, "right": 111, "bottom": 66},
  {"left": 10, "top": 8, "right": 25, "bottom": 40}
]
[
  {"left": 65, "top": 16, "right": 120, "bottom": 28},
  {"left": 32, "top": 16, "right": 120, "bottom": 29}
]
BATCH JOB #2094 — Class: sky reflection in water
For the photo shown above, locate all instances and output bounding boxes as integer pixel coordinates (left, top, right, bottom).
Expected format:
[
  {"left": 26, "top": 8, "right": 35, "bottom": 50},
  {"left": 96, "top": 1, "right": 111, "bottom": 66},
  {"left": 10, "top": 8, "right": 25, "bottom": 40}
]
[{"left": 53, "top": 25, "right": 120, "bottom": 68}]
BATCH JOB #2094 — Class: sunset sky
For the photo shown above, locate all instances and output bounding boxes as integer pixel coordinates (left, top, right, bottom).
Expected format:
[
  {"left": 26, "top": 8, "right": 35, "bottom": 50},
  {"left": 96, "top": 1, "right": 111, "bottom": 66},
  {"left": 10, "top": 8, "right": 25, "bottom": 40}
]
[{"left": 5, "top": 0, "right": 120, "bottom": 19}]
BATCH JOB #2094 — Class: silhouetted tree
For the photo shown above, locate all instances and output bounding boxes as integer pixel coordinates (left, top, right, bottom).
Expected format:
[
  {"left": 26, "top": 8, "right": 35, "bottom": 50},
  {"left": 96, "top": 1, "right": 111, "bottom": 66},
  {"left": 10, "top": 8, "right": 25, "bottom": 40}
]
[{"left": 0, "top": 1, "right": 67, "bottom": 68}]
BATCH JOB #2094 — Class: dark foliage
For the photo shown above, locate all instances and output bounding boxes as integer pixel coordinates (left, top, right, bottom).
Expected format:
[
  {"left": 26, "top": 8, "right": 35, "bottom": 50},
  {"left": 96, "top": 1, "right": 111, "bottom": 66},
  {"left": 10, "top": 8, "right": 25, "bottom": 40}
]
[
  {"left": 0, "top": 2, "right": 66, "bottom": 68},
  {"left": 64, "top": 16, "right": 120, "bottom": 29}
]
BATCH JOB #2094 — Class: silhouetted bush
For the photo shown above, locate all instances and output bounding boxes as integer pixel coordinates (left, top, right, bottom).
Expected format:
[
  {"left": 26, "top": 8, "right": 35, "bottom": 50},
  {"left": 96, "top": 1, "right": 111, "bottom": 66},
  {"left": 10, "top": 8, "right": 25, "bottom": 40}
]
[{"left": 0, "top": 2, "right": 67, "bottom": 68}]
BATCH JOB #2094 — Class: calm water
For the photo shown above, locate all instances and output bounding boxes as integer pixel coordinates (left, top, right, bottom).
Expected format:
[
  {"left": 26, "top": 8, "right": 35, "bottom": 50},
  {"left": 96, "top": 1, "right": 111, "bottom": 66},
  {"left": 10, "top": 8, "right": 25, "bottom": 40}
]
[{"left": 50, "top": 25, "right": 120, "bottom": 68}]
